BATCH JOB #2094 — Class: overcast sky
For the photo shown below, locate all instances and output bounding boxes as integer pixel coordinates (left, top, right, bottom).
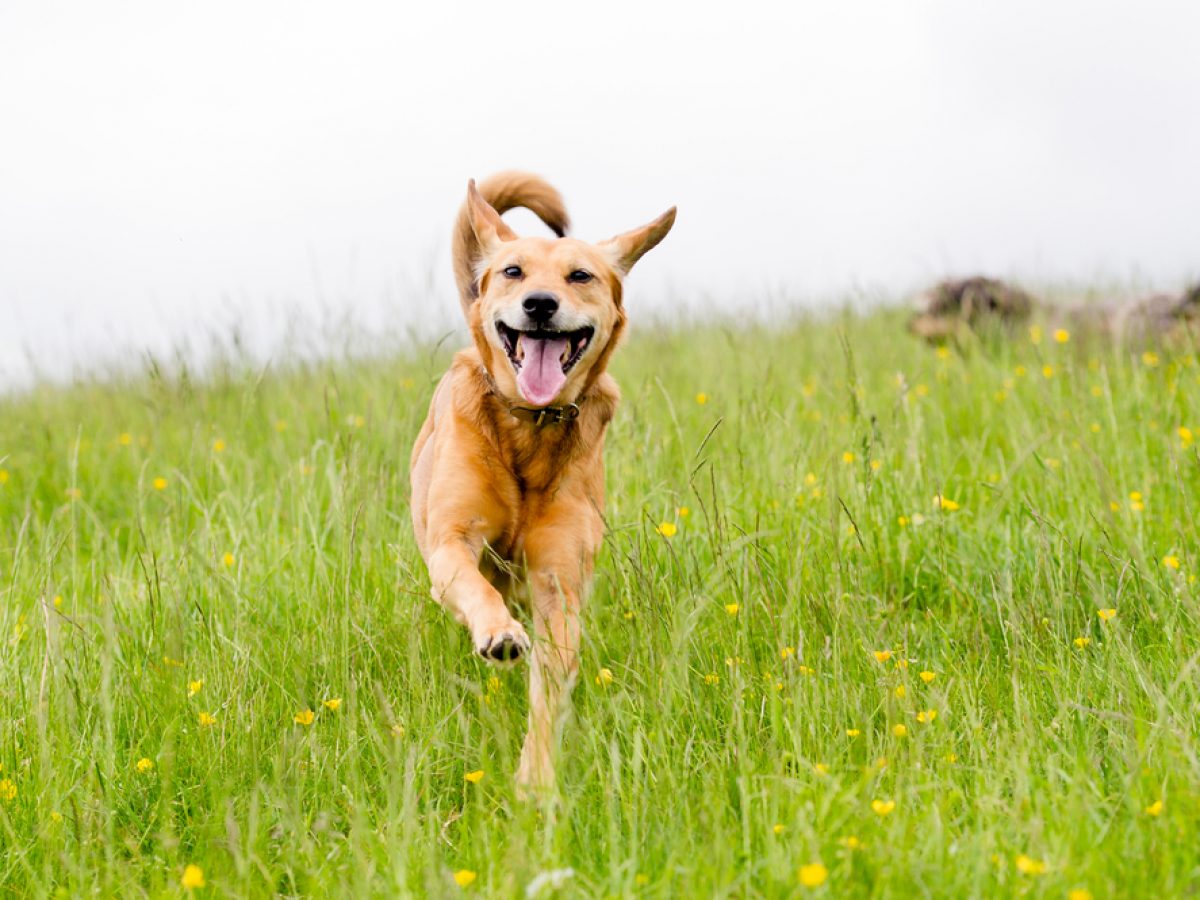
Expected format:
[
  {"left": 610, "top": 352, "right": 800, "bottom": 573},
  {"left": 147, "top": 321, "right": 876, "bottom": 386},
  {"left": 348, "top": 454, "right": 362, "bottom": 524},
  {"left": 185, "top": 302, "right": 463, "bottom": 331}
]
[{"left": 2, "top": 0, "right": 1198, "bottom": 385}]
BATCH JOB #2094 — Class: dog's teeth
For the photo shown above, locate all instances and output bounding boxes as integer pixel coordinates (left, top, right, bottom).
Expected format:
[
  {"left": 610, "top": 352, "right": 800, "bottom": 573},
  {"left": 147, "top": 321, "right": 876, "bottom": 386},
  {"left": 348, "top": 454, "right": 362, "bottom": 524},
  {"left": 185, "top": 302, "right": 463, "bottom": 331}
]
[
  {"left": 516, "top": 334, "right": 525, "bottom": 361},
  {"left": 560, "top": 345, "right": 570, "bottom": 364}
]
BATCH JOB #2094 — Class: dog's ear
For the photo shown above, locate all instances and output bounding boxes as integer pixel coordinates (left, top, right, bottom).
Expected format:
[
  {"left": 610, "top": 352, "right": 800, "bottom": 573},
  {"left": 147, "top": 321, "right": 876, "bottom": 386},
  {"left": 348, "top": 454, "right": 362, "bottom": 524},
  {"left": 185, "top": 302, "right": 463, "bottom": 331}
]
[
  {"left": 467, "top": 179, "right": 518, "bottom": 254},
  {"left": 599, "top": 207, "right": 676, "bottom": 276}
]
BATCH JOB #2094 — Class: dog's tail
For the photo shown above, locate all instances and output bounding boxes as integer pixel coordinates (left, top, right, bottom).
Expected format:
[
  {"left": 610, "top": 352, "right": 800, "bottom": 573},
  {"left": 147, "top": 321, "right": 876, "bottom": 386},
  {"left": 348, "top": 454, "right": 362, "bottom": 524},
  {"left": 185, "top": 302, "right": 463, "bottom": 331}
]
[{"left": 453, "top": 171, "right": 570, "bottom": 316}]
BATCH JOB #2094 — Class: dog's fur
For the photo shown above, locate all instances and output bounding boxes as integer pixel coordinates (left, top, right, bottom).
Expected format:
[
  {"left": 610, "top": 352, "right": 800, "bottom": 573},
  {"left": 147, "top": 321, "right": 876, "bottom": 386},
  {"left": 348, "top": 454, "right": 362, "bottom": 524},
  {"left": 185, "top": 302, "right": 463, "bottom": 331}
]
[
  {"left": 410, "top": 172, "right": 674, "bottom": 791},
  {"left": 908, "top": 276, "right": 1036, "bottom": 343}
]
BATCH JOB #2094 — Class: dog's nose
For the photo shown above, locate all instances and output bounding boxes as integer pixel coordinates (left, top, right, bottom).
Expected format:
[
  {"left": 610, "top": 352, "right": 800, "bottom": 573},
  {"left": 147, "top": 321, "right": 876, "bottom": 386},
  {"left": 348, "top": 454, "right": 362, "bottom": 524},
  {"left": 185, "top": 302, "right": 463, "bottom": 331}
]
[{"left": 523, "top": 292, "right": 559, "bottom": 324}]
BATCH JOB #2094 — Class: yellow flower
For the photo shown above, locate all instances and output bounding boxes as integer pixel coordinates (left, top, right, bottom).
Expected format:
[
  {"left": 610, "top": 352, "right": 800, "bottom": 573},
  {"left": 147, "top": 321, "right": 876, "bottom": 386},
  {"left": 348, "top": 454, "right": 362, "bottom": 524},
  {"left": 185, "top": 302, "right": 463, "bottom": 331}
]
[
  {"left": 453, "top": 870, "right": 477, "bottom": 888},
  {"left": 118, "top": 432, "right": 133, "bottom": 446},
  {"left": 136, "top": 757, "right": 155, "bottom": 774},
  {"left": 0, "top": 778, "right": 16, "bottom": 801},
  {"left": 916, "top": 709, "right": 937, "bottom": 724},
  {"left": 1042, "top": 364, "right": 1055, "bottom": 379},
  {"left": 934, "top": 495, "right": 960, "bottom": 511},
  {"left": 197, "top": 712, "right": 217, "bottom": 727},
  {"left": 181, "top": 864, "right": 206, "bottom": 890},
  {"left": 1145, "top": 799, "right": 1163, "bottom": 817},
  {"left": 798, "top": 863, "right": 828, "bottom": 888},
  {"left": 724, "top": 603, "right": 739, "bottom": 615},
  {"left": 634, "top": 874, "right": 650, "bottom": 886},
  {"left": 704, "top": 673, "right": 720, "bottom": 685},
  {"left": 797, "top": 664, "right": 815, "bottom": 676},
  {"left": 1179, "top": 426, "right": 1194, "bottom": 446},
  {"left": 873, "top": 649, "right": 892, "bottom": 663},
  {"left": 1163, "top": 555, "right": 1181, "bottom": 570},
  {"left": 50, "top": 810, "right": 63, "bottom": 823},
  {"left": 1097, "top": 608, "right": 1116, "bottom": 622},
  {"left": 677, "top": 506, "right": 690, "bottom": 517},
  {"left": 892, "top": 723, "right": 908, "bottom": 738},
  {"left": 813, "top": 763, "right": 830, "bottom": 775},
  {"left": 919, "top": 670, "right": 935, "bottom": 683},
  {"left": 1053, "top": 328, "right": 1070, "bottom": 344},
  {"left": 943, "top": 752, "right": 958, "bottom": 763},
  {"left": 1014, "top": 365, "right": 1027, "bottom": 377},
  {"left": 595, "top": 667, "right": 614, "bottom": 686},
  {"left": 294, "top": 709, "right": 315, "bottom": 726},
  {"left": 842, "top": 451, "right": 856, "bottom": 464},
  {"left": 871, "top": 799, "right": 895, "bottom": 816},
  {"left": 780, "top": 646, "right": 795, "bottom": 659},
  {"left": 274, "top": 419, "right": 288, "bottom": 432},
  {"left": 839, "top": 835, "right": 863, "bottom": 850},
  {"left": 773, "top": 823, "right": 786, "bottom": 834},
  {"left": 897, "top": 515, "right": 910, "bottom": 528},
  {"left": 870, "top": 459, "right": 882, "bottom": 471},
  {"left": 934, "top": 346, "right": 952, "bottom": 360},
  {"left": 213, "top": 438, "right": 226, "bottom": 452},
  {"left": 846, "top": 728, "right": 861, "bottom": 738},
  {"left": 695, "top": 392, "right": 708, "bottom": 405},
  {"left": 804, "top": 472, "right": 818, "bottom": 486},
  {"left": 1069, "top": 890, "right": 1094, "bottom": 900},
  {"left": 0, "top": 469, "right": 9, "bottom": 485},
  {"left": 1142, "top": 351, "right": 1160, "bottom": 367},
  {"left": 222, "top": 552, "right": 235, "bottom": 567},
  {"left": 656, "top": 522, "right": 677, "bottom": 538},
  {"left": 464, "top": 770, "right": 484, "bottom": 784},
  {"left": 1015, "top": 854, "right": 1046, "bottom": 875},
  {"left": 1073, "top": 636, "right": 1091, "bottom": 649},
  {"left": 53, "top": 595, "right": 63, "bottom": 609},
  {"left": 391, "top": 723, "right": 406, "bottom": 737},
  {"left": 188, "top": 679, "right": 204, "bottom": 697},
  {"left": 152, "top": 477, "right": 168, "bottom": 491},
  {"left": 323, "top": 698, "right": 342, "bottom": 711},
  {"left": 894, "top": 685, "right": 906, "bottom": 699},
  {"left": 1029, "top": 325, "right": 1043, "bottom": 344}
]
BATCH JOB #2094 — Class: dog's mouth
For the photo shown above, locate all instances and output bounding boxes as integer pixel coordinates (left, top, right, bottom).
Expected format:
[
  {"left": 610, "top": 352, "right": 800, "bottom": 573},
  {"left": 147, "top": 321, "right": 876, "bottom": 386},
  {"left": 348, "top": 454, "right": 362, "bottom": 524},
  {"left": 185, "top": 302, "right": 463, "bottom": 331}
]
[{"left": 496, "top": 322, "right": 594, "bottom": 407}]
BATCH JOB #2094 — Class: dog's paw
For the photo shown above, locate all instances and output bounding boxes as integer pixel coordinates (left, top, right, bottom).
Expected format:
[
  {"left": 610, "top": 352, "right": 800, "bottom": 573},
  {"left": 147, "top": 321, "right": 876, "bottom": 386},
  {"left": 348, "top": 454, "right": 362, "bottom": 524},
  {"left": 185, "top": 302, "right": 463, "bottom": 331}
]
[{"left": 473, "top": 619, "right": 530, "bottom": 665}]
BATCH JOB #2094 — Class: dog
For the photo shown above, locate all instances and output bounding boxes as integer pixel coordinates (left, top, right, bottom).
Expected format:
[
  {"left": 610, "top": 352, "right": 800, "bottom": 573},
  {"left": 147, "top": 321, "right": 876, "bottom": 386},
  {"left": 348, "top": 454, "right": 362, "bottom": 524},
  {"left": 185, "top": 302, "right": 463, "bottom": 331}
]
[
  {"left": 409, "top": 172, "right": 675, "bottom": 791},
  {"left": 907, "top": 276, "right": 1036, "bottom": 343}
]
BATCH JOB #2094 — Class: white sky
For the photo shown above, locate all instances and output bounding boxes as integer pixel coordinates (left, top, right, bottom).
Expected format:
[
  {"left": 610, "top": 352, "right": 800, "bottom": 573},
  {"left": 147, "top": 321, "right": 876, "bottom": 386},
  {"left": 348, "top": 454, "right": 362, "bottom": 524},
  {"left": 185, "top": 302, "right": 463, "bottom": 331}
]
[{"left": 2, "top": 0, "right": 1198, "bottom": 385}]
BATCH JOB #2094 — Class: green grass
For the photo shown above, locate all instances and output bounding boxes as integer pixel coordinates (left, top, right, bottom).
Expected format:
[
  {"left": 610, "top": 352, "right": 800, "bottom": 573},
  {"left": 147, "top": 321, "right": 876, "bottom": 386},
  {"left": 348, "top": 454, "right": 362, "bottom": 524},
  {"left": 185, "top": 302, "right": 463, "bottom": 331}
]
[{"left": 1, "top": 310, "right": 1198, "bottom": 897}]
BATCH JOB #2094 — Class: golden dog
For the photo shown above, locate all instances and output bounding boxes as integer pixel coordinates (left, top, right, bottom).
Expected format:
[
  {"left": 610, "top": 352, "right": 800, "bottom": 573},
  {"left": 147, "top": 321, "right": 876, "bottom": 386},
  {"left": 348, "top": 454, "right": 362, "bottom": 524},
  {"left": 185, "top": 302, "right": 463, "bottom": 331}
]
[{"left": 410, "top": 172, "right": 674, "bottom": 790}]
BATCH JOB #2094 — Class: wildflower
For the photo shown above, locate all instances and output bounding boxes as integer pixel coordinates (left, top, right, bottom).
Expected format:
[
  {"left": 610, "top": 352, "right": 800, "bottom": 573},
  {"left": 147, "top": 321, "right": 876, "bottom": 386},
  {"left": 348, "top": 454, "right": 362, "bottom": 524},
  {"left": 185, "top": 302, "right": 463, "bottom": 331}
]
[
  {"left": 814, "top": 763, "right": 830, "bottom": 775},
  {"left": 1090, "top": 422, "right": 1101, "bottom": 433},
  {"left": 677, "top": 506, "right": 690, "bottom": 517},
  {"left": 1145, "top": 799, "right": 1163, "bottom": 817},
  {"left": 846, "top": 728, "right": 861, "bottom": 738},
  {"left": 1029, "top": 325, "right": 1043, "bottom": 344},
  {"left": 349, "top": 414, "right": 366, "bottom": 429},
  {"left": 197, "top": 712, "right": 216, "bottom": 727},
  {"left": 772, "top": 823, "right": 786, "bottom": 835},
  {"left": 656, "top": 522, "right": 677, "bottom": 538},
  {"left": 804, "top": 472, "right": 818, "bottom": 486},
  {"left": 153, "top": 477, "right": 168, "bottom": 491},
  {"left": 871, "top": 799, "right": 895, "bottom": 816},
  {"left": 873, "top": 649, "right": 892, "bottom": 663},
  {"left": 0, "top": 779, "right": 16, "bottom": 801},
  {"left": 634, "top": 874, "right": 650, "bottom": 886},
  {"left": 391, "top": 723, "right": 406, "bottom": 737},
  {"left": 915, "top": 383, "right": 929, "bottom": 396},
  {"left": 897, "top": 516, "right": 910, "bottom": 528},
  {"left": 453, "top": 869, "right": 477, "bottom": 888},
  {"left": 1097, "top": 608, "right": 1116, "bottom": 622},
  {"left": 323, "top": 697, "right": 342, "bottom": 711},
  {"left": 181, "top": 864, "right": 206, "bottom": 889},
  {"left": 703, "top": 673, "right": 720, "bottom": 685},
  {"left": 53, "top": 595, "right": 62, "bottom": 609},
  {"left": 916, "top": 709, "right": 937, "bottom": 724},
  {"left": 870, "top": 459, "right": 882, "bottom": 471},
  {"left": 1015, "top": 854, "right": 1046, "bottom": 875},
  {"left": 222, "top": 552, "right": 235, "bottom": 567},
  {"left": 919, "top": 670, "right": 935, "bottom": 683},
  {"left": 780, "top": 646, "right": 795, "bottom": 659},
  {"left": 1142, "top": 351, "right": 1160, "bottom": 367},
  {"left": 274, "top": 420, "right": 288, "bottom": 432},
  {"left": 1163, "top": 555, "right": 1181, "bottom": 570},
  {"left": 892, "top": 724, "right": 908, "bottom": 738},
  {"left": 943, "top": 752, "right": 958, "bottom": 763},
  {"left": 839, "top": 836, "right": 863, "bottom": 850},
  {"left": 1042, "top": 365, "right": 1055, "bottom": 379},
  {"left": 911, "top": 513, "right": 925, "bottom": 526},
  {"left": 1053, "top": 328, "right": 1070, "bottom": 344},
  {"left": 594, "top": 667, "right": 614, "bottom": 687},
  {"left": 118, "top": 432, "right": 134, "bottom": 446},
  {"left": 797, "top": 664, "right": 815, "bottom": 676},
  {"left": 1073, "top": 637, "right": 1090, "bottom": 649},
  {"left": 695, "top": 392, "right": 708, "bottom": 405},
  {"left": 894, "top": 685, "right": 906, "bottom": 699},
  {"left": 188, "top": 679, "right": 203, "bottom": 697},
  {"left": 875, "top": 757, "right": 888, "bottom": 769},
  {"left": 294, "top": 709, "right": 315, "bottom": 726},
  {"left": 724, "top": 603, "right": 739, "bottom": 615},
  {"left": 935, "top": 346, "right": 951, "bottom": 360},
  {"left": 163, "top": 655, "right": 184, "bottom": 668},
  {"left": 464, "top": 770, "right": 484, "bottom": 784},
  {"left": 798, "top": 863, "right": 828, "bottom": 888},
  {"left": 1090, "top": 385, "right": 1103, "bottom": 397},
  {"left": 213, "top": 438, "right": 226, "bottom": 452},
  {"left": 1069, "top": 890, "right": 1094, "bottom": 900},
  {"left": 842, "top": 451, "right": 856, "bottom": 464},
  {"left": 934, "top": 495, "right": 960, "bottom": 511},
  {"left": 1014, "top": 365, "right": 1027, "bottom": 377},
  {"left": 50, "top": 811, "right": 63, "bottom": 823}
]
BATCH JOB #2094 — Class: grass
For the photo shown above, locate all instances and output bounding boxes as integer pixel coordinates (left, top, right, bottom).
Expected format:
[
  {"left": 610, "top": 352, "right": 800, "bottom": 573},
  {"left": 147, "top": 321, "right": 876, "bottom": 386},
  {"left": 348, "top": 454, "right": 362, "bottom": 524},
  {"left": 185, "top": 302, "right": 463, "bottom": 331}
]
[{"left": 1, "top": 309, "right": 1198, "bottom": 897}]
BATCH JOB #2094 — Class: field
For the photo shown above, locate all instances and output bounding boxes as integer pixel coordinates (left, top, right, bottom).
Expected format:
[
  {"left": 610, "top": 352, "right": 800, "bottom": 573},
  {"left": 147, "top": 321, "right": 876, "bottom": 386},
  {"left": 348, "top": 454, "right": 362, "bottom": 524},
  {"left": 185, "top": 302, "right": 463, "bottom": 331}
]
[{"left": 1, "top": 309, "right": 1198, "bottom": 897}]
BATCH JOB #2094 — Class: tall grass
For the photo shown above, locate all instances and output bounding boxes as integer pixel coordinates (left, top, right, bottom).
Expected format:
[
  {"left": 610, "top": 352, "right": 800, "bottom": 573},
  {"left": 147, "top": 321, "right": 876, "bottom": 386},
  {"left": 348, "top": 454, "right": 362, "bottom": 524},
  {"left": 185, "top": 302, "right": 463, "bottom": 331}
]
[{"left": 1, "top": 309, "right": 1197, "bottom": 896}]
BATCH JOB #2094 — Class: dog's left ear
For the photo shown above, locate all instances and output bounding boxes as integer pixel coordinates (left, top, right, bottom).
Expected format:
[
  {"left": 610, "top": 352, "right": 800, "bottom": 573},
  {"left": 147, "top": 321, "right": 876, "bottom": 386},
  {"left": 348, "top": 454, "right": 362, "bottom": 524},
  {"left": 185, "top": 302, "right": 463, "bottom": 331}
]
[
  {"left": 599, "top": 207, "right": 677, "bottom": 276},
  {"left": 467, "top": 179, "right": 519, "bottom": 254}
]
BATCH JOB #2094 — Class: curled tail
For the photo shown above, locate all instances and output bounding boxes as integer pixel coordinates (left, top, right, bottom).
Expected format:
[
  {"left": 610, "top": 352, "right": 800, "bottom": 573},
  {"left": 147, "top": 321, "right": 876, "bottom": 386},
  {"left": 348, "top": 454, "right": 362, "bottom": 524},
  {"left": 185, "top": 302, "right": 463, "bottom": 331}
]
[{"left": 452, "top": 171, "right": 570, "bottom": 316}]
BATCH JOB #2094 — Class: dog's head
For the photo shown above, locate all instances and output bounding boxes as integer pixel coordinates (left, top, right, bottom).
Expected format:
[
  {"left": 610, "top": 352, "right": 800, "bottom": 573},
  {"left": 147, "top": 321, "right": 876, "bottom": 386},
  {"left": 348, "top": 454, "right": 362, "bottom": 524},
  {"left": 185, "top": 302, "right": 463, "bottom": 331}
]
[{"left": 463, "top": 180, "right": 675, "bottom": 408}]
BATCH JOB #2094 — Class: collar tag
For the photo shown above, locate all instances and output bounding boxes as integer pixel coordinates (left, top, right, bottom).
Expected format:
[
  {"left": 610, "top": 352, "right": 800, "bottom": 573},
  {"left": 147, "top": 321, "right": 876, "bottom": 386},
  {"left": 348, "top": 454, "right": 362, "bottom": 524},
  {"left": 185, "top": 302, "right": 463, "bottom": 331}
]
[{"left": 508, "top": 402, "right": 580, "bottom": 426}]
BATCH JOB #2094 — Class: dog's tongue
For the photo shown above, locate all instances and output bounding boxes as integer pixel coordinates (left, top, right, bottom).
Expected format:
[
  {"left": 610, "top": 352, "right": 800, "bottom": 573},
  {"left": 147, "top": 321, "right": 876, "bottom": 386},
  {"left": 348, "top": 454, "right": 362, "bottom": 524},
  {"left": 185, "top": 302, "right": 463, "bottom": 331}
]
[{"left": 516, "top": 335, "right": 569, "bottom": 407}]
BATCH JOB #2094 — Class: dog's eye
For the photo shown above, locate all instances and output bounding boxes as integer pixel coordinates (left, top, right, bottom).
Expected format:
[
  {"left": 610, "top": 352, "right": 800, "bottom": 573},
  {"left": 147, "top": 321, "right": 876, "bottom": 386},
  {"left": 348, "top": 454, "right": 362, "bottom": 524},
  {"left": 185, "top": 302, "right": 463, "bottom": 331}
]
[
  {"left": 503, "top": 265, "right": 523, "bottom": 279},
  {"left": 567, "top": 269, "right": 592, "bottom": 284}
]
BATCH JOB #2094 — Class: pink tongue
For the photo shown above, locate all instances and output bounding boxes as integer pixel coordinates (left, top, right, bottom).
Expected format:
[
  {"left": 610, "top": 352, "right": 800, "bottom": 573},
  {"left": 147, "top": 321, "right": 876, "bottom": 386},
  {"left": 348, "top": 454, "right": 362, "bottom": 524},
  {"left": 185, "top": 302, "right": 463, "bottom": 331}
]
[{"left": 517, "top": 336, "right": 570, "bottom": 406}]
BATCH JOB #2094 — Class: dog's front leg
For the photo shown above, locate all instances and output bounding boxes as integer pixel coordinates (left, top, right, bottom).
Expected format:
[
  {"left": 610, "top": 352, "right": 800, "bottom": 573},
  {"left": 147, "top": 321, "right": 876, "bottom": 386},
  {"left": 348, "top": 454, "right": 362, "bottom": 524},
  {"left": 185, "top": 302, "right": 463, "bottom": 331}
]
[
  {"left": 515, "top": 535, "right": 590, "bottom": 794},
  {"left": 427, "top": 537, "right": 530, "bottom": 663}
]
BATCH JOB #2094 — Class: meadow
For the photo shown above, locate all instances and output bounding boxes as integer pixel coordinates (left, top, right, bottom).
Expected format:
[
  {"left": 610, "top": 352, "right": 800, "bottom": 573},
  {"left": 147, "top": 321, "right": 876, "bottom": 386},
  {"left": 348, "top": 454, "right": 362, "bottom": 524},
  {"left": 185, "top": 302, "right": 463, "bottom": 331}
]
[{"left": 1, "top": 309, "right": 1197, "bottom": 897}]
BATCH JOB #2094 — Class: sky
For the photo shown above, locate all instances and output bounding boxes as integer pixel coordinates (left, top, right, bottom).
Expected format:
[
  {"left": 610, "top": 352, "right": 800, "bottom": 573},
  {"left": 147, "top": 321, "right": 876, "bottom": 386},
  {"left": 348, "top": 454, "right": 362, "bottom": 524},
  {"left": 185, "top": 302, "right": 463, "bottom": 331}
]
[{"left": 2, "top": 0, "right": 1198, "bottom": 386}]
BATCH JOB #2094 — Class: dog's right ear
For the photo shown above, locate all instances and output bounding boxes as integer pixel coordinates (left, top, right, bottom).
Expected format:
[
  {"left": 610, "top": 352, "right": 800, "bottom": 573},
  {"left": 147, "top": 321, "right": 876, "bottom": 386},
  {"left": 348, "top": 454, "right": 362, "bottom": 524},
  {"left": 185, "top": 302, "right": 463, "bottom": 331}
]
[{"left": 467, "top": 179, "right": 518, "bottom": 255}]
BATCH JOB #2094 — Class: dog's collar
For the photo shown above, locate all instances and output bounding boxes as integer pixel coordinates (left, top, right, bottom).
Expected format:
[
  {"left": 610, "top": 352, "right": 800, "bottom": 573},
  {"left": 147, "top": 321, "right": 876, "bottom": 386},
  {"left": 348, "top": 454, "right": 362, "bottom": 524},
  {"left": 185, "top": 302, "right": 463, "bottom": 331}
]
[{"left": 507, "top": 402, "right": 581, "bottom": 426}]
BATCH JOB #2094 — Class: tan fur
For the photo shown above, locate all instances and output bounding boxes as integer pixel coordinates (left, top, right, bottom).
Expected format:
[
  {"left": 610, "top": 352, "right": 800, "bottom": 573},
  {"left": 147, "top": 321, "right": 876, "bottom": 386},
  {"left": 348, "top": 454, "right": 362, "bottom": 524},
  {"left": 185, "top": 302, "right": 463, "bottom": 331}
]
[{"left": 411, "top": 173, "right": 674, "bottom": 793}]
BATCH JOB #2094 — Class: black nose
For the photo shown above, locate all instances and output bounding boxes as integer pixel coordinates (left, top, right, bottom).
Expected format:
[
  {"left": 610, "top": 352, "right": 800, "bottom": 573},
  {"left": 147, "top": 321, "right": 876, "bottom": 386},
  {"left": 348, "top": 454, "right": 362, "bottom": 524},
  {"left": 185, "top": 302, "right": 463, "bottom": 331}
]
[{"left": 523, "top": 292, "right": 559, "bottom": 323}]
